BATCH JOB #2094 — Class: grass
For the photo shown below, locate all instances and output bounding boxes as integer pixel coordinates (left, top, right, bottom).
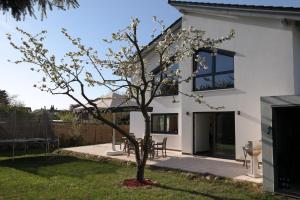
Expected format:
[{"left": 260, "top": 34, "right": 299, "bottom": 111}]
[{"left": 0, "top": 151, "right": 281, "bottom": 200}]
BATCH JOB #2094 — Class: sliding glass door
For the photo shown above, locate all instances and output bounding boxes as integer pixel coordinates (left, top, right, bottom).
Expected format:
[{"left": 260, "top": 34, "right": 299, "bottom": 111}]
[
  {"left": 214, "top": 112, "right": 235, "bottom": 158},
  {"left": 194, "top": 112, "right": 235, "bottom": 159}
]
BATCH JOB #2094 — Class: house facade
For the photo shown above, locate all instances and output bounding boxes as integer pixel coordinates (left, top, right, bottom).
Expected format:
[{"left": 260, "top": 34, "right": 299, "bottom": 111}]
[{"left": 130, "top": 1, "right": 300, "bottom": 194}]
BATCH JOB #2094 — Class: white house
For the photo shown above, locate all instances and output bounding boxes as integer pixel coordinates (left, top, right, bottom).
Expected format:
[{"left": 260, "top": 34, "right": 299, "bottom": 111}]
[{"left": 130, "top": 1, "right": 300, "bottom": 195}]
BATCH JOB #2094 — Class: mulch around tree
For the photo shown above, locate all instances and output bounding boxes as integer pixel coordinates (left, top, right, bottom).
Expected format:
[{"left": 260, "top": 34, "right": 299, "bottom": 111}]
[{"left": 122, "top": 178, "right": 157, "bottom": 188}]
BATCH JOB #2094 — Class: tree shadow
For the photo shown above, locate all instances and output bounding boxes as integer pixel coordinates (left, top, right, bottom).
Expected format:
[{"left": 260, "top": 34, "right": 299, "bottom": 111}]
[
  {"left": 0, "top": 155, "right": 120, "bottom": 178},
  {"left": 153, "top": 183, "right": 245, "bottom": 200}
]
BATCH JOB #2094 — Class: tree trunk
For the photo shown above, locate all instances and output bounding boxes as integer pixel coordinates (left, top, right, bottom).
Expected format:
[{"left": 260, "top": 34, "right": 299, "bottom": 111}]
[
  {"left": 136, "top": 162, "right": 145, "bottom": 182},
  {"left": 135, "top": 113, "right": 151, "bottom": 182},
  {"left": 135, "top": 147, "right": 146, "bottom": 182}
]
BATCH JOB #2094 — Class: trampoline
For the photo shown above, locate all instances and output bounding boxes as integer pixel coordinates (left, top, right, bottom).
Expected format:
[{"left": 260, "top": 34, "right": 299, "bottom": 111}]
[{"left": 0, "top": 110, "right": 59, "bottom": 157}]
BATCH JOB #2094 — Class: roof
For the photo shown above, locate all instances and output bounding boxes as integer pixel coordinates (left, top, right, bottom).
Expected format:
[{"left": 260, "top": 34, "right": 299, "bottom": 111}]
[
  {"left": 141, "top": 1, "right": 300, "bottom": 55},
  {"left": 141, "top": 17, "right": 182, "bottom": 55},
  {"left": 73, "top": 93, "right": 153, "bottom": 112},
  {"left": 168, "top": 0, "right": 300, "bottom": 20},
  {"left": 169, "top": 1, "right": 300, "bottom": 11},
  {"left": 92, "top": 93, "right": 137, "bottom": 109}
]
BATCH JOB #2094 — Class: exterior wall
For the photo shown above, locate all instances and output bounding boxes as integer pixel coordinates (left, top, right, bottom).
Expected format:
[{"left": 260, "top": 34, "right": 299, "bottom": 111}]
[
  {"left": 130, "top": 96, "right": 182, "bottom": 150},
  {"left": 130, "top": 48, "right": 182, "bottom": 150},
  {"left": 261, "top": 95, "right": 300, "bottom": 193},
  {"left": 179, "top": 14, "right": 297, "bottom": 159},
  {"left": 130, "top": 11, "right": 300, "bottom": 158}
]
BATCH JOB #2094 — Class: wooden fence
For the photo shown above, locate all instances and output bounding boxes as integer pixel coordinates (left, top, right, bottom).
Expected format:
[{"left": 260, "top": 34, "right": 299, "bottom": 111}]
[
  {"left": 0, "top": 110, "right": 129, "bottom": 147},
  {"left": 52, "top": 122, "right": 129, "bottom": 146}
]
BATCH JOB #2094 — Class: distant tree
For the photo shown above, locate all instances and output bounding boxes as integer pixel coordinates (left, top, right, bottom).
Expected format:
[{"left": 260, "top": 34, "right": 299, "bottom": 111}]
[
  {"left": 8, "top": 94, "right": 25, "bottom": 107},
  {"left": 0, "top": 89, "right": 9, "bottom": 105},
  {"left": 50, "top": 105, "right": 55, "bottom": 112},
  {"left": 8, "top": 18, "right": 234, "bottom": 182},
  {"left": 0, "top": 0, "right": 79, "bottom": 21}
]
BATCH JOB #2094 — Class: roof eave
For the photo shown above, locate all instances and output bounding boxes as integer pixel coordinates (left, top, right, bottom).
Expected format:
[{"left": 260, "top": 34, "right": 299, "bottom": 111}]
[
  {"left": 141, "top": 18, "right": 182, "bottom": 56},
  {"left": 169, "top": 2, "right": 300, "bottom": 21}
]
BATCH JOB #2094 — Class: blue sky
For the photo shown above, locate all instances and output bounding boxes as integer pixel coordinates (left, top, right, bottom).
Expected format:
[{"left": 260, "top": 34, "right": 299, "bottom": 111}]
[{"left": 0, "top": 0, "right": 299, "bottom": 110}]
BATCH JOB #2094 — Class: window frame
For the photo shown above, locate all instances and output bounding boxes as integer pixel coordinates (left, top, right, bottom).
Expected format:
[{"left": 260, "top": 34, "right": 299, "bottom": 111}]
[
  {"left": 152, "top": 63, "right": 179, "bottom": 97},
  {"left": 193, "top": 49, "right": 235, "bottom": 91},
  {"left": 151, "top": 113, "right": 178, "bottom": 135}
]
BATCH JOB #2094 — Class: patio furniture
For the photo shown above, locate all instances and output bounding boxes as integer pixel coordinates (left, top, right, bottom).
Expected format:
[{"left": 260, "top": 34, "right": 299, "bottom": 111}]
[
  {"left": 73, "top": 93, "right": 153, "bottom": 156},
  {"left": 242, "top": 146, "right": 249, "bottom": 168},
  {"left": 153, "top": 137, "right": 168, "bottom": 158},
  {"left": 119, "top": 137, "right": 127, "bottom": 151},
  {"left": 121, "top": 133, "right": 136, "bottom": 152},
  {"left": 140, "top": 138, "right": 155, "bottom": 160},
  {"left": 127, "top": 140, "right": 136, "bottom": 156},
  {"left": 125, "top": 133, "right": 136, "bottom": 156}
]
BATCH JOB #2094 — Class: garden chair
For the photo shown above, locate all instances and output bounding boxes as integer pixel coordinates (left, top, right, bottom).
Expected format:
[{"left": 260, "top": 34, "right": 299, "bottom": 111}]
[
  {"left": 127, "top": 140, "right": 136, "bottom": 156},
  {"left": 153, "top": 137, "right": 167, "bottom": 158},
  {"left": 126, "top": 133, "right": 136, "bottom": 156},
  {"left": 140, "top": 138, "right": 155, "bottom": 160},
  {"left": 122, "top": 133, "right": 135, "bottom": 153},
  {"left": 119, "top": 137, "right": 127, "bottom": 151}
]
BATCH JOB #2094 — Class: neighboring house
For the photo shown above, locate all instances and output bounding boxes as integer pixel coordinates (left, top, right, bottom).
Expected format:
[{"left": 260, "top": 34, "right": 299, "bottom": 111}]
[
  {"left": 130, "top": 0, "right": 300, "bottom": 195},
  {"left": 71, "top": 93, "right": 131, "bottom": 125}
]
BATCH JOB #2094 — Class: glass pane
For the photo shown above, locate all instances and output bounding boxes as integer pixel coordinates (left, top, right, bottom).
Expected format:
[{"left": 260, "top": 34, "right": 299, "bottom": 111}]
[
  {"left": 195, "top": 51, "right": 212, "bottom": 75},
  {"left": 194, "top": 76, "right": 213, "bottom": 91},
  {"left": 170, "top": 63, "right": 179, "bottom": 73},
  {"left": 215, "top": 112, "right": 235, "bottom": 158},
  {"left": 216, "top": 54, "right": 234, "bottom": 72},
  {"left": 215, "top": 73, "right": 234, "bottom": 89},
  {"left": 157, "top": 84, "right": 178, "bottom": 96},
  {"left": 155, "top": 63, "right": 179, "bottom": 96},
  {"left": 152, "top": 115, "right": 165, "bottom": 132},
  {"left": 166, "top": 115, "right": 178, "bottom": 133},
  {"left": 154, "top": 71, "right": 162, "bottom": 83}
]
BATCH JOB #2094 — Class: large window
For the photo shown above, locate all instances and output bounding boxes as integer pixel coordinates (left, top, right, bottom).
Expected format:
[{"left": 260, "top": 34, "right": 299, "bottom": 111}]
[
  {"left": 193, "top": 49, "right": 234, "bottom": 91},
  {"left": 153, "top": 63, "right": 179, "bottom": 96},
  {"left": 151, "top": 113, "right": 178, "bottom": 134}
]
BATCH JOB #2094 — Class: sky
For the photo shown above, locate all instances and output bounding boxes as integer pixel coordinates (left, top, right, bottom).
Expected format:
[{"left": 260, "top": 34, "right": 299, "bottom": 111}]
[{"left": 0, "top": 0, "right": 299, "bottom": 110}]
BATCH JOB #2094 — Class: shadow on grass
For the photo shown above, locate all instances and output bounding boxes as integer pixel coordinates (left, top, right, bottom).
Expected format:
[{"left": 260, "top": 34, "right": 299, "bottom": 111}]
[
  {"left": 0, "top": 155, "right": 120, "bottom": 178},
  {"left": 0, "top": 149, "right": 46, "bottom": 158},
  {"left": 153, "top": 183, "right": 243, "bottom": 200}
]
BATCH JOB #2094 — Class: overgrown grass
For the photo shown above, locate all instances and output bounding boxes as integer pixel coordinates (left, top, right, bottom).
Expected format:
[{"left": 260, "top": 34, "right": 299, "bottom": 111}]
[{"left": 0, "top": 152, "right": 281, "bottom": 200}]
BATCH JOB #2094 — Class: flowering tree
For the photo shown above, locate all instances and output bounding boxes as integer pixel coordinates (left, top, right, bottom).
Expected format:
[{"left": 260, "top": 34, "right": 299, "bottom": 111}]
[{"left": 7, "top": 17, "right": 234, "bottom": 182}]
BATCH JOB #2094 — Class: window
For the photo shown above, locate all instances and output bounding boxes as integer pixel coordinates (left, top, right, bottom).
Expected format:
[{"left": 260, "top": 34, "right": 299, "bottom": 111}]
[
  {"left": 151, "top": 113, "right": 178, "bottom": 134},
  {"left": 153, "top": 63, "right": 179, "bottom": 96},
  {"left": 193, "top": 49, "right": 234, "bottom": 91}
]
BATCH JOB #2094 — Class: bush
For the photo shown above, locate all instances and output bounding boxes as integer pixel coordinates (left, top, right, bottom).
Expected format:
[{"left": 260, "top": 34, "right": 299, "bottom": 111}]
[{"left": 57, "top": 112, "right": 76, "bottom": 122}]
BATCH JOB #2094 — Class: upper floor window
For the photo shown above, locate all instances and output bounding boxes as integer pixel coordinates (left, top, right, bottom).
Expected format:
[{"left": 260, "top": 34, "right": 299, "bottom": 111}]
[
  {"left": 153, "top": 63, "right": 179, "bottom": 96},
  {"left": 193, "top": 49, "right": 234, "bottom": 91}
]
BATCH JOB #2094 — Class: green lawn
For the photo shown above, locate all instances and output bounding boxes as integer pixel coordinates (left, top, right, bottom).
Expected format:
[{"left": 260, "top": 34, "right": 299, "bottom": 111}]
[{"left": 0, "top": 152, "right": 281, "bottom": 200}]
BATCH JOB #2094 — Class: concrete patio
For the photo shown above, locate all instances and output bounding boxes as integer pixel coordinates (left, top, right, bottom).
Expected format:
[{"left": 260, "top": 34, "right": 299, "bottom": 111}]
[{"left": 63, "top": 143, "right": 262, "bottom": 184}]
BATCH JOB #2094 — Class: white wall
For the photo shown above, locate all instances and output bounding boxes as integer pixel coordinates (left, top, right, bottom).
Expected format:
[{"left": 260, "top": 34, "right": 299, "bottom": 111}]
[
  {"left": 180, "top": 13, "right": 297, "bottom": 159},
  {"left": 129, "top": 47, "right": 182, "bottom": 150},
  {"left": 130, "top": 96, "right": 182, "bottom": 150},
  {"left": 130, "top": 12, "right": 300, "bottom": 159}
]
